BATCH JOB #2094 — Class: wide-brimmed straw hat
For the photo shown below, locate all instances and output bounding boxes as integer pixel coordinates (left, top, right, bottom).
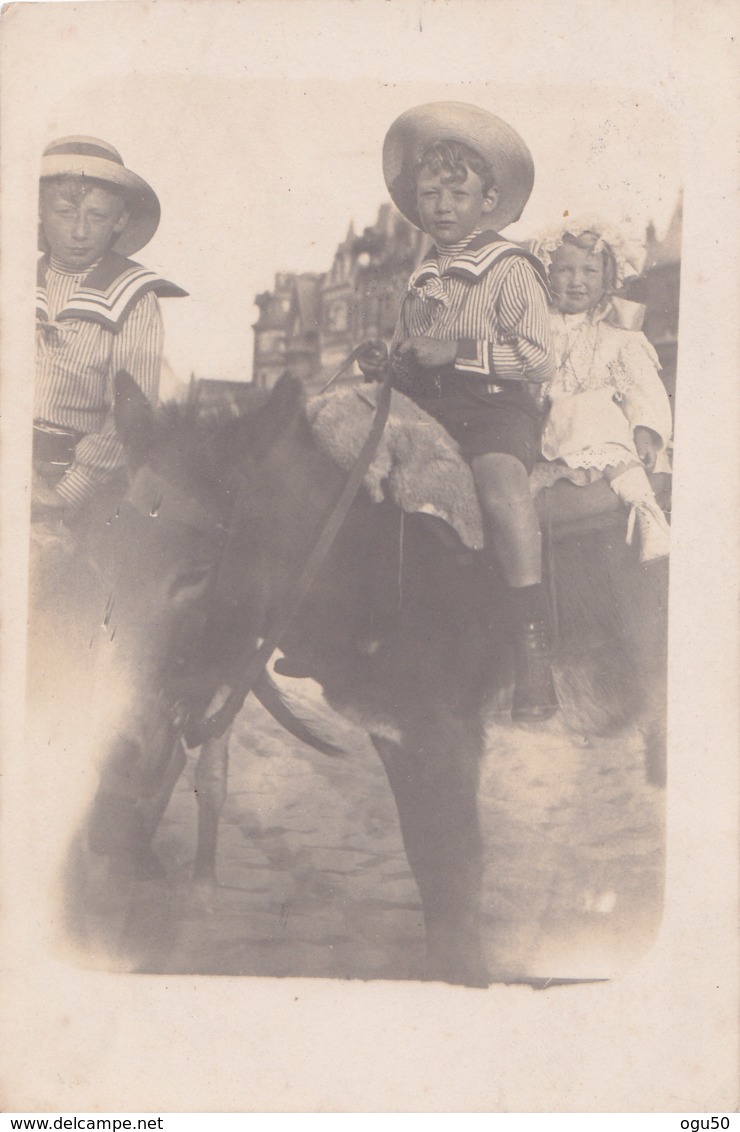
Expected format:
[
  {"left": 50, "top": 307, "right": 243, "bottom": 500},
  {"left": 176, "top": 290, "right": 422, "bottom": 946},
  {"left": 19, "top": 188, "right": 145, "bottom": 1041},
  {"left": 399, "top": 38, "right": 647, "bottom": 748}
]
[
  {"left": 39, "top": 136, "right": 161, "bottom": 255},
  {"left": 383, "top": 102, "right": 535, "bottom": 232}
]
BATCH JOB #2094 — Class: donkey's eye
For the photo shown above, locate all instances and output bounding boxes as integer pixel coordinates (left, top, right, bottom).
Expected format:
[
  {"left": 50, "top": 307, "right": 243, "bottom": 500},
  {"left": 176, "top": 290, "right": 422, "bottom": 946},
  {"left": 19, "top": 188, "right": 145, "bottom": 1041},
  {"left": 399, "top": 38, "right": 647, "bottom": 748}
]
[{"left": 168, "top": 566, "right": 212, "bottom": 600}]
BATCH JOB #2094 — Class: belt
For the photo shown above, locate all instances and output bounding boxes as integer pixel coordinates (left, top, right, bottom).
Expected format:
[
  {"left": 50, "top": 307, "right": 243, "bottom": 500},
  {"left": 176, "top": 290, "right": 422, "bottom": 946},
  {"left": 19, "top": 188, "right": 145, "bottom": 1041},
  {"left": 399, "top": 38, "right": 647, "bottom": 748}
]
[
  {"left": 394, "top": 368, "right": 505, "bottom": 401},
  {"left": 33, "top": 422, "right": 83, "bottom": 469}
]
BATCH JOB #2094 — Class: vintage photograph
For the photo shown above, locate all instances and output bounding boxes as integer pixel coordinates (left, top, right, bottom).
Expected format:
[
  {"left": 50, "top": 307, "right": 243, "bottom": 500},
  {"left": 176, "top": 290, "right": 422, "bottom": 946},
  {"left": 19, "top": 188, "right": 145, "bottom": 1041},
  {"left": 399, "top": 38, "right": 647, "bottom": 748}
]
[
  {"left": 29, "top": 79, "right": 680, "bottom": 983},
  {"left": 1, "top": 0, "right": 737, "bottom": 1115}
]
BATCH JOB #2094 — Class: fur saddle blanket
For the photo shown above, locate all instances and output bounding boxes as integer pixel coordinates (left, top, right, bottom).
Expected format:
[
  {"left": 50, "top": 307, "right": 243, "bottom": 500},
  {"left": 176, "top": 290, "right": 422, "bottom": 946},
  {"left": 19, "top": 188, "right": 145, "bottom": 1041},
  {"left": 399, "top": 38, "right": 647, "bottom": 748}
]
[{"left": 305, "top": 382, "right": 485, "bottom": 550}]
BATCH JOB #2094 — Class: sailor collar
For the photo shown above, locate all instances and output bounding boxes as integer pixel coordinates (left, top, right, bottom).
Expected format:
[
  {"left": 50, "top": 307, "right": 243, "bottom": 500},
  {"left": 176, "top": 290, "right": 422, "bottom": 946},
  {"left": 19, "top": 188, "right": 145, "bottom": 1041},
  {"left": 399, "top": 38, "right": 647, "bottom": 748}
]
[
  {"left": 37, "top": 250, "right": 187, "bottom": 331},
  {"left": 409, "top": 229, "right": 549, "bottom": 294}
]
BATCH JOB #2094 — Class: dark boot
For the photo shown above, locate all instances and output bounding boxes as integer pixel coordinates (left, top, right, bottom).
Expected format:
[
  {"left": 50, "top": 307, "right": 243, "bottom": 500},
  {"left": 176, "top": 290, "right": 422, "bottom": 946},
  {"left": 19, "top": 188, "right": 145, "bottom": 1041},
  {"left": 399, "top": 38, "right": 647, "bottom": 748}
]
[{"left": 508, "top": 584, "right": 559, "bottom": 723}]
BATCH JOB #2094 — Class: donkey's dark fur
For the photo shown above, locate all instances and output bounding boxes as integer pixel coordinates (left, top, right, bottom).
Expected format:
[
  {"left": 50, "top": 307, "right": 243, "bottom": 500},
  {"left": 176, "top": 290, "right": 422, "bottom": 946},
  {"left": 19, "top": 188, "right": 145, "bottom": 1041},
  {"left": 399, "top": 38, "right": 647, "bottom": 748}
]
[{"left": 87, "top": 372, "right": 667, "bottom": 986}]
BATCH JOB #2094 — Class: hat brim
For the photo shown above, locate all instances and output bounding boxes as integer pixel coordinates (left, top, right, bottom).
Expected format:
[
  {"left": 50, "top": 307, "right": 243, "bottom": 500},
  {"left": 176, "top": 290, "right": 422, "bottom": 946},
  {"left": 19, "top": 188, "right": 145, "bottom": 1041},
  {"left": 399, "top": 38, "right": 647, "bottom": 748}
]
[
  {"left": 383, "top": 102, "right": 535, "bottom": 232},
  {"left": 39, "top": 153, "right": 161, "bottom": 256}
]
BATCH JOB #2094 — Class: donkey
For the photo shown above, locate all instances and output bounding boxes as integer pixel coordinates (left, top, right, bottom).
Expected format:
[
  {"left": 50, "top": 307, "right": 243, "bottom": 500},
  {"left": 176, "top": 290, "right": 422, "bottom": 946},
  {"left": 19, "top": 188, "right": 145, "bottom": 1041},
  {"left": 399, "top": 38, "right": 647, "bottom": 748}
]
[{"left": 84, "top": 371, "right": 668, "bottom": 987}]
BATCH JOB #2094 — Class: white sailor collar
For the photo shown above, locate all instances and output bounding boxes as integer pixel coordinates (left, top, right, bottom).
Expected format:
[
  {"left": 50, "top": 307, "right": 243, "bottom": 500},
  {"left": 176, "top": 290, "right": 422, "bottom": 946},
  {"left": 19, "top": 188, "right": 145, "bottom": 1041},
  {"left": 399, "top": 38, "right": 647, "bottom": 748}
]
[
  {"left": 37, "top": 250, "right": 187, "bottom": 331},
  {"left": 409, "top": 229, "right": 549, "bottom": 292}
]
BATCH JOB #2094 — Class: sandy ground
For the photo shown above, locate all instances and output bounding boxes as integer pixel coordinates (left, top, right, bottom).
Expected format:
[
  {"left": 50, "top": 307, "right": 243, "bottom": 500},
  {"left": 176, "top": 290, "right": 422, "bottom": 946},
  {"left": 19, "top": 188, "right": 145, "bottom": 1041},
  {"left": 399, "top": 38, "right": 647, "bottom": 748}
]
[{"left": 66, "top": 676, "right": 665, "bottom": 986}]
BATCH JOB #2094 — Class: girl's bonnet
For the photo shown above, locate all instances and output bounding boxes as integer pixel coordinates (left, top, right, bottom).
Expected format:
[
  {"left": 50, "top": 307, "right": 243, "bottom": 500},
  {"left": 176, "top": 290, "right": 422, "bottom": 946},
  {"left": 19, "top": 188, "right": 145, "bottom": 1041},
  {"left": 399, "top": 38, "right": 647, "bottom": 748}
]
[{"left": 530, "top": 218, "right": 646, "bottom": 289}]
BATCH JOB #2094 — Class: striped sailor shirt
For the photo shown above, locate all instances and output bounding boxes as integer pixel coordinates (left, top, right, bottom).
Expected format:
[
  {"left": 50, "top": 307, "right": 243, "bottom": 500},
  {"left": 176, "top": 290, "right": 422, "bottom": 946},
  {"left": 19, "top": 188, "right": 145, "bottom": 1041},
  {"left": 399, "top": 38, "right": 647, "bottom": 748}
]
[
  {"left": 35, "top": 251, "right": 186, "bottom": 508},
  {"left": 392, "top": 229, "right": 555, "bottom": 386}
]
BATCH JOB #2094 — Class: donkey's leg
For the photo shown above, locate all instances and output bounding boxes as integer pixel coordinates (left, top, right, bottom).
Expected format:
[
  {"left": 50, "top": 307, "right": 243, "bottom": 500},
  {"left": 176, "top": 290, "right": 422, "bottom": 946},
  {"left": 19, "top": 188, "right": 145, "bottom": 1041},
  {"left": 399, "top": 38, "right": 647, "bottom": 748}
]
[
  {"left": 192, "top": 725, "right": 231, "bottom": 895},
  {"left": 89, "top": 709, "right": 175, "bottom": 854},
  {"left": 372, "top": 715, "right": 488, "bottom": 988},
  {"left": 611, "top": 552, "right": 669, "bottom": 785},
  {"left": 134, "top": 739, "right": 189, "bottom": 876},
  {"left": 89, "top": 732, "right": 187, "bottom": 877}
]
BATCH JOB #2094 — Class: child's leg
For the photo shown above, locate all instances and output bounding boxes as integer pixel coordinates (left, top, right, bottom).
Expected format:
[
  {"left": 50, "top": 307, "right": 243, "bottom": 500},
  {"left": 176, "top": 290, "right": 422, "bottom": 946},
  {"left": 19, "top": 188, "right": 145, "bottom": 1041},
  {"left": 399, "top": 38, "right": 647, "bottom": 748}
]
[
  {"left": 470, "top": 452, "right": 542, "bottom": 585},
  {"left": 604, "top": 461, "right": 670, "bottom": 563},
  {"left": 471, "top": 452, "right": 558, "bottom": 722}
]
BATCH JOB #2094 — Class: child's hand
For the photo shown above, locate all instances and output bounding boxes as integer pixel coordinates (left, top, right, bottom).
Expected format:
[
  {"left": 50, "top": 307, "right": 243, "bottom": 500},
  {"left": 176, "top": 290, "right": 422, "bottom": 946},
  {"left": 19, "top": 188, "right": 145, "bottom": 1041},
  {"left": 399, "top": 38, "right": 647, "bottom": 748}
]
[
  {"left": 31, "top": 473, "right": 67, "bottom": 519},
  {"left": 395, "top": 337, "right": 458, "bottom": 369},
  {"left": 356, "top": 339, "right": 389, "bottom": 382},
  {"left": 634, "top": 426, "right": 661, "bottom": 471}
]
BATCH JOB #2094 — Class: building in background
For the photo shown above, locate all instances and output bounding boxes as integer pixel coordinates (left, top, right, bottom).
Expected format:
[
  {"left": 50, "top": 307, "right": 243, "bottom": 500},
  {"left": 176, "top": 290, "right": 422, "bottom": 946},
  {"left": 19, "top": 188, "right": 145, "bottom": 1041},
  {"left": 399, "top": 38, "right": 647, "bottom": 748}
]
[
  {"left": 625, "top": 194, "right": 682, "bottom": 408},
  {"left": 245, "top": 195, "right": 681, "bottom": 399},
  {"left": 251, "top": 204, "right": 426, "bottom": 393},
  {"left": 252, "top": 272, "right": 324, "bottom": 390}
]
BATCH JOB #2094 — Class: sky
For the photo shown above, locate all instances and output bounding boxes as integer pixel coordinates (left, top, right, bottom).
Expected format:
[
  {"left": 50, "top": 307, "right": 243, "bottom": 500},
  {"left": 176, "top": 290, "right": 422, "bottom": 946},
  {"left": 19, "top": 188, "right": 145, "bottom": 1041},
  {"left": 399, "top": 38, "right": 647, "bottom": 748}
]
[
  {"left": 0, "top": 2, "right": 738, "bottom": 1112},
  {"left": 2, "top": 1, "right": 684, "bottom": 388},
  {"left": 45, "top": 76, "right": 682, "bottom": 390}
]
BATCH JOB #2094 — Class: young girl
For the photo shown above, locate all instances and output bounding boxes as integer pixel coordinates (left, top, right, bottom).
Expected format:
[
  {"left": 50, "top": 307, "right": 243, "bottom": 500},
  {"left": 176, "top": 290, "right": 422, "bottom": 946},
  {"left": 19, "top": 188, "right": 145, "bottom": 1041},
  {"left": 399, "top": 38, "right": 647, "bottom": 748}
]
[{"left": 530, "top": 220, "right": 672, "bottom": 561}]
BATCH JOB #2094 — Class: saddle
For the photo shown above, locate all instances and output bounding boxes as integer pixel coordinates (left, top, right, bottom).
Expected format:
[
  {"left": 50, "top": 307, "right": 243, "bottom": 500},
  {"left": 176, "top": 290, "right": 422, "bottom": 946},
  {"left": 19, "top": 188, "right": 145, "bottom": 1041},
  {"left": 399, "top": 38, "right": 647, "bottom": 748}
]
[
  {"left": 306, "top": 381, "right": 672, "bottom": 551},
  {"left": 306, "top": 382, "right": 485, "bottom": 550}
]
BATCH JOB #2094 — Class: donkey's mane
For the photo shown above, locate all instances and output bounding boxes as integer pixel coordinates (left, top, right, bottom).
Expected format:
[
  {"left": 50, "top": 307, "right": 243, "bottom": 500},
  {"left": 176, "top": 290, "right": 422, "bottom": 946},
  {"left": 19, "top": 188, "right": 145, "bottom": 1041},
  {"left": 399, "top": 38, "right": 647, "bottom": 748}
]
[{"left": 156, "top": 386, "right": 271, "bottom": 436}]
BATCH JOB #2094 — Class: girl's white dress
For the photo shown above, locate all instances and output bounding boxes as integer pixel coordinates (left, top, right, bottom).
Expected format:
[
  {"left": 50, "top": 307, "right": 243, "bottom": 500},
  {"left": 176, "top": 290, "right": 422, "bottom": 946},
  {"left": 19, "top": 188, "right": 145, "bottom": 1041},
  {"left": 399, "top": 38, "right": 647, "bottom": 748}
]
[{"left": 541, "top": 301, "right": 673, "bottom": 474}]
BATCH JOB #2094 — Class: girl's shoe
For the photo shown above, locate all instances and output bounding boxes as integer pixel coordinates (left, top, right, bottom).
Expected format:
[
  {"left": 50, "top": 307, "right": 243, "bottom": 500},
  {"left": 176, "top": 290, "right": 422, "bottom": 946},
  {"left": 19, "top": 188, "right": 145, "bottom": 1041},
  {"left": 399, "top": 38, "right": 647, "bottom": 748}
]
[
  {"left": 626, "top": 499, "right": 670, "bottom": 563},
  {"left": 610, "top": 466, "right": 671, "bottom": 564}
]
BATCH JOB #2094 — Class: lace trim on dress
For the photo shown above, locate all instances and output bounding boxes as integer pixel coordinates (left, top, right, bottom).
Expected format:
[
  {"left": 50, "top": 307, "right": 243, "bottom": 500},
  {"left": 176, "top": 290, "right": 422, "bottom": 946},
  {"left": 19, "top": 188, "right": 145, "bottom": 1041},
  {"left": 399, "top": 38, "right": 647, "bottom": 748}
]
[
  {"left": 549, "top": 310, "right": 636, "bottom": 398},
  {"left": 558, "top": 442, "right": 636, "bottom": 471}
]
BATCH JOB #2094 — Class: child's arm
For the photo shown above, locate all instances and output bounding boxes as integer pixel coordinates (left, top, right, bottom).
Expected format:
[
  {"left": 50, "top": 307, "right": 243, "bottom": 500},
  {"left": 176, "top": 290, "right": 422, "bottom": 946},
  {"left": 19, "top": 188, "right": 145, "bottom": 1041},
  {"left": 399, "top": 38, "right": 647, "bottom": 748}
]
[
  {"left": 394, "top": 337, "right": 458, "bottom": 368},
  {"left": 54, "top": 293, "right": 163, "bottom": 512},
  {"left": 454, "top": 258, "right": 555, "bottom": 386},
  {"left": 617, "top": 333, "right": 673, "bottom": 467},
  {"left": 634, "top": 426, "right": 662, "bottom": 470},
  {"left": 393, "top": 258, "right": 555, "bottom": 386}
]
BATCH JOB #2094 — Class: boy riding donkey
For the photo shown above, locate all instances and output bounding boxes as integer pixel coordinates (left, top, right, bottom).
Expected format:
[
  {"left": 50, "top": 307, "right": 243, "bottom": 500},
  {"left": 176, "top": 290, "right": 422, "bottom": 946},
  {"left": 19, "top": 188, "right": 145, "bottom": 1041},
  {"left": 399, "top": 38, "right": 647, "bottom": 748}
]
[
  {"left": 32, "top": 136, "right": 186, "bottom": 535},
  {"left": 381, "top": 103, "right": 557, "bottom": 723},
  {"left": 29, "top": 136, "right": 186, "bottom": 711}
]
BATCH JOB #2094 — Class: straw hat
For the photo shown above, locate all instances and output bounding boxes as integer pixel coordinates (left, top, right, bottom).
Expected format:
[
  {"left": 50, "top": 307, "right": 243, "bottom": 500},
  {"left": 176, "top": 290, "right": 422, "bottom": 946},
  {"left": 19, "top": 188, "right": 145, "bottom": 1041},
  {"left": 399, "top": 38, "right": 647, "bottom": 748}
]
[
  {"left": 383, "top": 102, "right": 535, "bottom": 232},
  {"left": 39, "top": 136, "right": 161, "bottom": 255}
]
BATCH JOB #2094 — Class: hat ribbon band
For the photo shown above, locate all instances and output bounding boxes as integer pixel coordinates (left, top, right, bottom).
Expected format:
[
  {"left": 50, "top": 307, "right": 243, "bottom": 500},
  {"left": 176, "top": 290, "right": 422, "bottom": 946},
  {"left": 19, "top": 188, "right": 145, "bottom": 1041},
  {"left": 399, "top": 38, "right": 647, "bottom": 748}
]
[{"left": 43, "top": 141, "right": 124, "bottom": 165}]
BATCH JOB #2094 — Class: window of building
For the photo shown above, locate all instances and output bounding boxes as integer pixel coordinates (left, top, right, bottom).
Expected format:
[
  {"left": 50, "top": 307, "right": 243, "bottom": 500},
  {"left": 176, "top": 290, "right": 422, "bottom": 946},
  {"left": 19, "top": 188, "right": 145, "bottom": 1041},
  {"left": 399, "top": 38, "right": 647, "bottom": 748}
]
[
  {"left": 258, "top": 331, "right": 286, "bottom": 356},
  {"left": 326, "top": 301, "right": 349, "bottom": 332}
]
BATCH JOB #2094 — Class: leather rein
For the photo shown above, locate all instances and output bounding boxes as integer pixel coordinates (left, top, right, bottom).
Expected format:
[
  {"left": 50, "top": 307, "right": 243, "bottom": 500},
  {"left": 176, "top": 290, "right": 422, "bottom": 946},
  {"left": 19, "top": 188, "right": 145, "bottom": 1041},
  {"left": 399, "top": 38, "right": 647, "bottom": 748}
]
[{"left": 123, "top": 344, "right": 394, "bottom": 749}]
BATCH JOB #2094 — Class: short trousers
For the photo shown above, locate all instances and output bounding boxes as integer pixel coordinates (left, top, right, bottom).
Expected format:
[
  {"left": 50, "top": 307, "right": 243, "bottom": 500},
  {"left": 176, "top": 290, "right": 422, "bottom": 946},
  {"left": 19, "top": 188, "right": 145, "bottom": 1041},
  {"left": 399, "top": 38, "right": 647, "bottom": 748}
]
[
  {"left": 33, "top": 422, "right": 83, "bottom": 484},
  {"left": 408, "top": 380, "right": 543, "bottom": 474}
]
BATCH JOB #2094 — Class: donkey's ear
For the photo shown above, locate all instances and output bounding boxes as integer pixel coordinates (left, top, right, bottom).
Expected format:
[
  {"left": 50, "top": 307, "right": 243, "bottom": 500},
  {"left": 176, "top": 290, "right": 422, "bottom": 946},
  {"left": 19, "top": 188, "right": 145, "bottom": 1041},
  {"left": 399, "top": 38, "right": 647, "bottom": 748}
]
[
  {"left": 114, "top": 371, "right": 155, "bottom": 464},
  {"left": 236, "top": 373, "right": 306, "bottom": 461}
]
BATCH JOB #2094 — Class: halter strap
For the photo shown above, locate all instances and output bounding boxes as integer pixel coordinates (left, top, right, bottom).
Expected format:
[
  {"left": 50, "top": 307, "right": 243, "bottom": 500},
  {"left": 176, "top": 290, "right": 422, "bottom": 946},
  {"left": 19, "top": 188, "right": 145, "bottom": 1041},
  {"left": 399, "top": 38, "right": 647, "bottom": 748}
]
[{"left": 184, "top": 347, "right": 395, "bottom": 748}]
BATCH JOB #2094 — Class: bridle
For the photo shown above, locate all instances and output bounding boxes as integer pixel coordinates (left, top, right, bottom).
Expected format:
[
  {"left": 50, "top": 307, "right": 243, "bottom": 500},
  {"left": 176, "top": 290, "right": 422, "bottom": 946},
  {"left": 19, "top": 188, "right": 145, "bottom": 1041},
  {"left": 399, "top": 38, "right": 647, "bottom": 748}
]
[{"left": 120, "top": 343, "right": 395, "bottom": 749}]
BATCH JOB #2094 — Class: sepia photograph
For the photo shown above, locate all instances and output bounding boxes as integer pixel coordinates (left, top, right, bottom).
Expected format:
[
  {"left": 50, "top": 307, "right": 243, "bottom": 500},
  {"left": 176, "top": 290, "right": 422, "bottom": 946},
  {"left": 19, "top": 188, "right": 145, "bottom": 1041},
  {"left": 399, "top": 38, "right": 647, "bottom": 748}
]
[{"left": 0, "top": 0, "right": 738, "bottom": 1115}]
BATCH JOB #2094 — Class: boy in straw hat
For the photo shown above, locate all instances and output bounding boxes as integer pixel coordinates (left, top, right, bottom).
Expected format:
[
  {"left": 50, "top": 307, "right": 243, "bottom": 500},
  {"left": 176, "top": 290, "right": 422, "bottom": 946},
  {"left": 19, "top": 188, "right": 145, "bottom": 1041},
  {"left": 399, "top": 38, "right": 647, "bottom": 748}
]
[
  {"left": 33, "top": 136, "right": 186, "bottom": 522},
  {"left": 381, "top": 102, "right": 557, "bottom": 722}
]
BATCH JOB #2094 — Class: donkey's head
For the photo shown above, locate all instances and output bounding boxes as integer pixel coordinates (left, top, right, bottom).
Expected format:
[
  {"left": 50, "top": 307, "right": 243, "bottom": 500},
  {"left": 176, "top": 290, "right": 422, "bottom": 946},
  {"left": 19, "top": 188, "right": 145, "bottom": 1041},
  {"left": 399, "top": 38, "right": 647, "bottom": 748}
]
[{"left": 91, "top": 371, "right": 324, "bottom": 810}]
